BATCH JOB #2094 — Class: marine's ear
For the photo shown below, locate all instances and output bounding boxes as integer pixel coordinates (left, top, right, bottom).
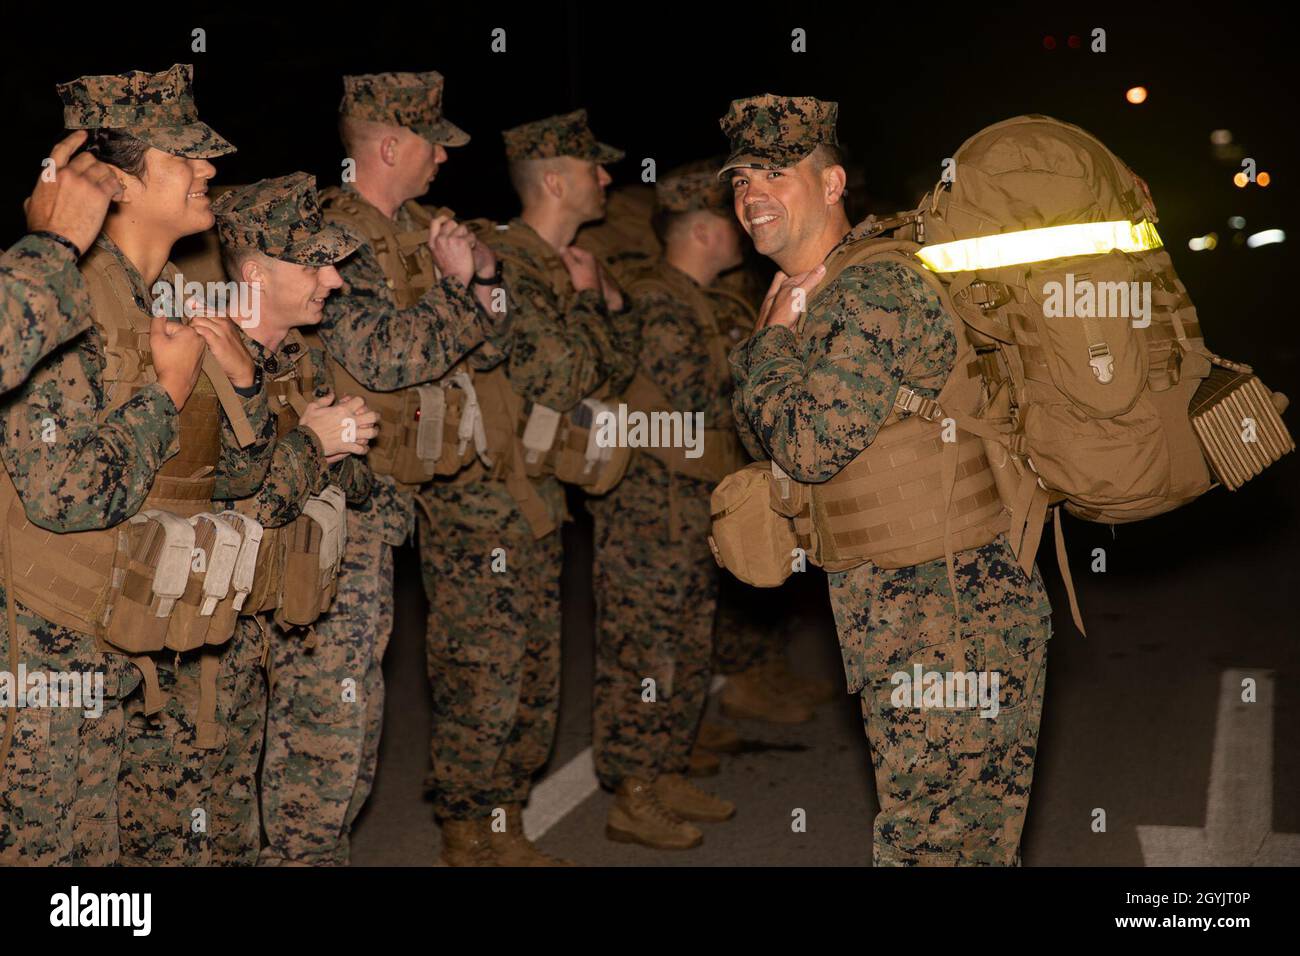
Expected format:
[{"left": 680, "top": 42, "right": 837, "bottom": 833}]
[
  {"left": 822, "top": 163, "right": 847, "bottom": 206},
  {"left": 378, "top": 133, "right": 401, "bottom": 168}
]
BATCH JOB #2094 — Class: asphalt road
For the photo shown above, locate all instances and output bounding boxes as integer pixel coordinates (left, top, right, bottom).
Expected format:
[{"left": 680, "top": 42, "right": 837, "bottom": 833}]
[{"left": 351, "top": 465, "right": 1299, "bottom": 867}]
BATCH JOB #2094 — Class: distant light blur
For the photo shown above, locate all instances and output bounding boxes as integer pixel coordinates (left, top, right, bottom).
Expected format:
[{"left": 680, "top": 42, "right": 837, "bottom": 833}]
[
  {"left": 1126, "top": 87, "right": 1148, "bottom": 104},
  {"left": 1188, "top": 234, "right": 1219, "bottom": 252},
  {"left": 1210, "top": 129, "right": 1233, "bottom": 145},
  {"left": 1246, "top": 229, "right": 1285, "bottom": 248},
  {"left": 1256, "top": 172, "right": 1271, "bottom": 187},
  {"left": 1234, "top": 172, "right": 1250, "bottom": 188},
  {"left": 1228, "top": 216, "right": 1246, "bottom": 229}
]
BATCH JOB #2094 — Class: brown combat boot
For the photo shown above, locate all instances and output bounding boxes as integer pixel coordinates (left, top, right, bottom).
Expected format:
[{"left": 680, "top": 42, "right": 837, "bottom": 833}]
[
  {"left": 696, "top": 719, "right": 743, "bottom": 753},
  {"left": 439, "top": 817, "right": 498, "bottom": 867},
  {"left": 495, "top": 804, "right": 576, "bottom": 867},
  {"left": 654, "top": 773, "right": 737, "bottom": 823},
  {"left": 688, "top": 746, "right": 721, "bottom": 777},
  {"left": 765, "top": 657, "right": 837, "bottom": 707},
  {"left": 720, "top": 665, "right": 814, "bottom": 724},
  {"left": 606, "top": 778, "right": 703, "bottom": 850}
]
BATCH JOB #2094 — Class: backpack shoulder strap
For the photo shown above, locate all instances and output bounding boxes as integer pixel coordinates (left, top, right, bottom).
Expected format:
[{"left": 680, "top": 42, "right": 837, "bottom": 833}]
[{"left": 481, "top": 220, "right": 568, "bottom": 295}]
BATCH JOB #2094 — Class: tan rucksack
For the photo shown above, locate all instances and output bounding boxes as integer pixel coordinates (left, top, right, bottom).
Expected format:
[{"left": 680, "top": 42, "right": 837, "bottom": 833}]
[
  {"left": 915, "top": 116, "right": 1291, "bottom": 592},
  {"left": 711, "top": 116, "right": 1292, "bottom": 636}
]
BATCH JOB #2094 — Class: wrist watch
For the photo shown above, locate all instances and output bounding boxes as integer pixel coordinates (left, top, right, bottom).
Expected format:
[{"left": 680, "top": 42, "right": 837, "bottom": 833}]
[{"left": 470, "top": 261, "right": 504, "bottom": 286}]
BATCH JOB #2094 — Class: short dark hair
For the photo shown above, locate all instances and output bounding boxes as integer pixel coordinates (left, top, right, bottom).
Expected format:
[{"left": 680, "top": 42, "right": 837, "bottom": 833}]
[
  {"left": 649, "top": 208, "right": 680, "bottom": 246},
  {"left": 809, "top": 143, "right": 845, "bottom": 172},
  {"left": 82, "top": 128, "right": 149, "bottom": 179}
]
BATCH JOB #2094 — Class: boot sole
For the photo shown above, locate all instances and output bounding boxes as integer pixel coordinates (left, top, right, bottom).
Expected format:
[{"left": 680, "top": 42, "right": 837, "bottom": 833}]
[
  {"left": 720, "top": 699, "right": 814, "bottom": 724},
  {"left": 697, "top": 739, "right": 744, "bottom": 754},
  {"left": 666, "top": 807, "right": 737, "bottom": 824},
  {"left": 605, "top": 824, "right": 703, "bottom": 850}
]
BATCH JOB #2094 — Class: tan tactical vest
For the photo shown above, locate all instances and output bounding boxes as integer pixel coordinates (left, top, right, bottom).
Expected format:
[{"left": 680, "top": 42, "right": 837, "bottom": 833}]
[
  {"left": 709, "top": 234, "right": 1007, "bottom": 600},
  {"left": 474, "top": 220, "right": 631, "bottom": 500},
  {"left": 622, "top": 266, "right": 751, "bottom": 485},
  {"left": 316, "top": 188, "right": 479, "bottom": 489},
  {"left": 234, "top": 330, "right": 347, "bottom": 632},
  {"left": 0, "top": 246, "right": 262, "bottom": 730},
  {"left": 788, "top": 238, "right": 1007, "bottom": 571}
]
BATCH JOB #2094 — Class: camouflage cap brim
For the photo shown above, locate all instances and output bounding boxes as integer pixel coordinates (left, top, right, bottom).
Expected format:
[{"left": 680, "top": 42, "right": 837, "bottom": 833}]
[
  {"left": 717, "top": 142, "right": 817, "bottom": 179},
  {"left": 278, "top": 222, "right": 364, "bottom": 266},
  {"left": 133, "top": 122, "right": 236, "bottom": 159},
  {"left": 593, "top": 142, "right": 625, "bottom": 165},
  {"left": 411, "top": 117, "right": 471, "bottom": 148}
]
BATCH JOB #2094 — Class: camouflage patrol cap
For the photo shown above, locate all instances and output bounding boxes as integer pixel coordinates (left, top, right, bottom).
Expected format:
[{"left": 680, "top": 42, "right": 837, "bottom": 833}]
[
  {"left": 502, "top": 109, "right": 624, "bottom": 164},
  {"left": 212, "top": 172, "right": 361, "bottom": 266},
  {"left": 717, "top": 94, "right": 838, "bottom": 178},
  {"left": 656, "top": 158, "right": 732, "bottom": 214},
  {"left": 340, "top": 71, "right": 469, "bottom": 147},
  {"left": 57, "top": 63, "right": 234, "bottom": 159}
]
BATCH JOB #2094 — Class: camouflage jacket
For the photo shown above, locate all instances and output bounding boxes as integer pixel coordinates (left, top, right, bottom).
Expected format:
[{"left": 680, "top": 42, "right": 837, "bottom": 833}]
[
  {"left": 0, "top": 233, "right": 92, "bottom": 396},
  {"left": 315, "top": 187, "right": 512, "bottom": 544},
  {"left": 631, "top": 260, "right": 734, "bottom": 428},
  {"left": 0, "top": 234, "right": 274, "bottom": 534},
  {"left": 224, "top": 329, "right": 372, "bottom": 527},
  {"left": 318, "top": 184, "right": 508, "bottom": 391},
  {"left": 420, "top": 217, "right": 639, "bottom": 534},
  {"left": 488, "top": 217, "right": 639, "bottom": 408},
  {"left": 730, "top": 250, "right": 1052, "bottom": 693}
]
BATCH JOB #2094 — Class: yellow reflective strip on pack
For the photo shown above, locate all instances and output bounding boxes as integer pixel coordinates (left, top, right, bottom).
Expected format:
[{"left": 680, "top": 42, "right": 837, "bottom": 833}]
[{"left": 915, "top": 220, "right": 1164, "bottom": 273}]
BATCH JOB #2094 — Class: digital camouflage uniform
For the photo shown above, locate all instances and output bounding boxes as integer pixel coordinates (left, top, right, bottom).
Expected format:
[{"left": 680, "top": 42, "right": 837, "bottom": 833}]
[
  {"left": 589, "top": 164, "right": 740, "bottom": 788},
  {"left": 0, "top": 235, "right": 92, "bottom": 396},
  {"left": 209, "top": 173, "right": 374, "bottom": 866},
  {"left": 571, "top": 188, "right": 785, "bottom": 685},
  {"left": 423, "top": 110, "right": 636, "bottom": 822},
  {"left": 725, "top": 95, "right": 1053, "bottom": 866},
  {"left": 0, "top": 65, "right": 275, "bottom": 867},
  {"left": 309, "top": 73, "right": 502, "bottom": 861}
]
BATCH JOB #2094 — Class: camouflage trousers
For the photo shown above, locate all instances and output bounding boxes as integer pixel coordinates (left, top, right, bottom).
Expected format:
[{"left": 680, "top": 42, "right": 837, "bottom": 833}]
[
  {"left": 590, "top": 456, "right": 717, "bottom": 788},
  {"left": 419, "top": 479, "right": 563, "bottom": 821},
  {"left": 0, "top": 592, "right": 139, "bottom": 865},
  {"left": 713, "top": 573, "right": 786, "bottom": 675},
  {"left": 260, "top": 503, "right": 394, "bottom": 865},
  {"left": 830, "top": 536, "right": 1053, "bottom": 866},
  {"left": 118, "top": 616, "right": 267, "bottom": 866}
]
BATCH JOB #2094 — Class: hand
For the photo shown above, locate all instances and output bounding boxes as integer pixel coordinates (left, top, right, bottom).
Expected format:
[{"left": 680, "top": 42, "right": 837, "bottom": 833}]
[
  {"left": 428, "top": 215, "right": 475, "bottom": 287},
  {"left": 558, "top": 245, "right": 600, "bottom": 292},
  {"left": 596, "top": 263, "right": 624, "bottom": 313},
  {"left": 189, "top": 313, "right": 256, "bottom": 388},
  {"left": 470, "top": 235, "right": 497, "bottom": 280},
  {"left": 758, "top": 265, "right": 825, "bottom": 331},
  {"left": 149, "top": 313, "right": 207, "bottom": 409},
  {"left": 23, "top": 131, "right": 124, "bottom": 256},
  {"left": 298, "top": 394, "right": 378, "bottom": 459}
]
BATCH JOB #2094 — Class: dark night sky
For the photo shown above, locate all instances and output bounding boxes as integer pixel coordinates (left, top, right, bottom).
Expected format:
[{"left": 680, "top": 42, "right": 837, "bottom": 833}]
[{"left": 2, "top": 1, "right": 1296, "bottom": 389}]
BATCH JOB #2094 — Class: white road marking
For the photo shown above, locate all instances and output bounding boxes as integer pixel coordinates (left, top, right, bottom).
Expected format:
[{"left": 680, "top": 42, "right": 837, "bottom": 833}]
[
  {"left": 521, "top": 747, "right": 598, "bottom": 841},
  {"left": 1137, "top": 668, "right": 1300, "bottom": 865}
]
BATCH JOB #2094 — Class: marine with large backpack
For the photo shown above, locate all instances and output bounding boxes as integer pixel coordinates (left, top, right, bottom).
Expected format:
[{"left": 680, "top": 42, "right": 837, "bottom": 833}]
[{"left": 711, "top": 114, "right": 1293, "bottom": 637}]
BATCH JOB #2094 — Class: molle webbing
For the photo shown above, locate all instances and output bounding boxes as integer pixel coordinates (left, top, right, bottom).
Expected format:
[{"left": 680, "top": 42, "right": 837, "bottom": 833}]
[
  {"left": 264, "top": 340, "right": 315, "bottom": 438},
  {"left": 320, "top": 188, "right": 446, "bottom": 308},
  {"left": 82, "top": 247, "right": 256, "bottom": 448},
  {"left": 471, "top": 366, "right": 558, "bottom": 539},
  {"left": 811, "top": 412, "right": 1007, "bottom": 570}
]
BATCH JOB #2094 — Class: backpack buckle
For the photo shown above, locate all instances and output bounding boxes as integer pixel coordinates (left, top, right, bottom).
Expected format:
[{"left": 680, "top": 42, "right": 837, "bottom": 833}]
[
  {"left": 1087, "top": 343, "right": 1115, "bottom": 384},
  {"left": 894, "top": 386, "right": 944, "bottom": 422},
  {"left": 967, "top": 280, "right": 1011, "bottom": 312}
]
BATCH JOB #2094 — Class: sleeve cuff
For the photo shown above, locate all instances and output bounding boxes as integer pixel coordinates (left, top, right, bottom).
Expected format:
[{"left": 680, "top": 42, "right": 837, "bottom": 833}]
[{"left": 746, "top": 324, "right": 799, "bottom": 367}]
